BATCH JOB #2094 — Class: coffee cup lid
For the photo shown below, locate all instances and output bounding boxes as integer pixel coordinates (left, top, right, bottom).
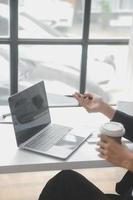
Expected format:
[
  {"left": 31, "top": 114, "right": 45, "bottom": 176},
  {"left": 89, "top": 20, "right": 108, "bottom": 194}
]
[{"left": 100, "top": 122, "right": 125, "bottom": 137}]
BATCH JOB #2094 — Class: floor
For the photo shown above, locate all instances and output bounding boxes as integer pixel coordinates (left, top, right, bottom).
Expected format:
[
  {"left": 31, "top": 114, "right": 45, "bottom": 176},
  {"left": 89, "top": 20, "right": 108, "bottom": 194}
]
[{"left": 0, "top": 167, "right": 126, "bottom": 200}]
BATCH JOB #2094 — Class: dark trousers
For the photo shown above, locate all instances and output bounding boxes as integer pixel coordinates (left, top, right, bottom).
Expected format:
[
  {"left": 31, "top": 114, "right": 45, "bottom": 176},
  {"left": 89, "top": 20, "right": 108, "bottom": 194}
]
[{"left": 38, "top": 170, "right": 123, "bottom": 200}]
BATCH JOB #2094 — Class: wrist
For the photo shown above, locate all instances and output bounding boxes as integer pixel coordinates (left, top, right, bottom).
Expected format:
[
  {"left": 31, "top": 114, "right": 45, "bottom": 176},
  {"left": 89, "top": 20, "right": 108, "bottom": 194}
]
[
  {"left": 100, "top": 101, "right": 116, "bottom": 119},
  {"left": 122, "top": 152, "right": 133, "bottom": 172}
]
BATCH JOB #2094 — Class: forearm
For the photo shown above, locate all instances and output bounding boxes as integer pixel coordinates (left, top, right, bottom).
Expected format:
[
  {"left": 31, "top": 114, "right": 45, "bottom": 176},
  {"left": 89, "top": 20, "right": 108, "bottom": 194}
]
[{"left": 99, "top": 101, "right": 116, "bottom": 120}]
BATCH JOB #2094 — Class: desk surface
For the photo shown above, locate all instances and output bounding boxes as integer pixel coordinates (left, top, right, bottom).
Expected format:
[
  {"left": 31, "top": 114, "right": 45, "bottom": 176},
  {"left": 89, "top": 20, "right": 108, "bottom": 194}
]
[{"left": 0, "top": 106, "right": 113, "bottom": 174}]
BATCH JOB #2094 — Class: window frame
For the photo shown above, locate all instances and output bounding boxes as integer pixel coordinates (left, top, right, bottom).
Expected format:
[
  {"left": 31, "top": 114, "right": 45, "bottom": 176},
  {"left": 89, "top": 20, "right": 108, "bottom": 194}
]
[{"left": 0, "top": 0, "right": 129, "bottom": 104}]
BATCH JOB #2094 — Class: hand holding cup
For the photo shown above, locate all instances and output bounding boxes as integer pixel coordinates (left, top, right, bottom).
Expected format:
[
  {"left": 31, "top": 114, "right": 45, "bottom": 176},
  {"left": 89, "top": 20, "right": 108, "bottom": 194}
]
[{"left": 100, "top": 121, "right": 125, "bottom": 143}]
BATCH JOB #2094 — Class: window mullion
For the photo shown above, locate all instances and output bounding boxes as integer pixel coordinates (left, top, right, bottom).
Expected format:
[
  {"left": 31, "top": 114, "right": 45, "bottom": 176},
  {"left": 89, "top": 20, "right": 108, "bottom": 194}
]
[
  {"left": 80, "top": 0, "right": 92, "bottom": 94},
  {"left": 10, "top": 0, "right": 18, "bottom": 95}
]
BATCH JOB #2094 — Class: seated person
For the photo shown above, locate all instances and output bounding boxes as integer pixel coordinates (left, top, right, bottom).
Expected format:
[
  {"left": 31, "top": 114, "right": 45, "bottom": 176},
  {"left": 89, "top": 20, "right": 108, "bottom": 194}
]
[{"left": 38, "top": 92, "right": 133, "bottom": 200}]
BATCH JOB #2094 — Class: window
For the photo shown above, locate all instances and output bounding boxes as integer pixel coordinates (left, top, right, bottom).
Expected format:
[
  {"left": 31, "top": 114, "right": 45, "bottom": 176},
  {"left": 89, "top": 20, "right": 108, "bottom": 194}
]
[
  {"left": 88, "top": 0, "right": 133, "bottom": 103},
  {"left": 90, "top": 0, "right": 133, "bottom": 39},
  {"left": 18, "top": 45, "right": 81, "bottom": 95},
  {"left": 0, "top": 1, "right": 9, "bottom": 37},
  {"left": 18, "top": 0, "right": 84, "bottom": 39},
  {"left": 86, "top": 45, "right": 128, "bottom": 103},
  {"left": 0, "top": 45, "right": 10, "bottom": 105},
  {"left": 0, "top": 0, "right": 132, "bottom": 106}
]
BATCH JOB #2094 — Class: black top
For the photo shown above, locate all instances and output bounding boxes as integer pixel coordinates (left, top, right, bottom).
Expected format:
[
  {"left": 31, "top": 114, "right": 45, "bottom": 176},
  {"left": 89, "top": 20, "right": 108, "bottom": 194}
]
[
  {"left": 112, "top": 110, "right": 133, "bottom": 142},
  {"left": 111, "top": 110, "right": 133, "bottom": 198}
]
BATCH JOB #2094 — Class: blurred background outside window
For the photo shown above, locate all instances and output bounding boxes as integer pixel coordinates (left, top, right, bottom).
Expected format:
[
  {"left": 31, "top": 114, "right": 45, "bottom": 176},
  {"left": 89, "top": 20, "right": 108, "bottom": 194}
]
[{"left": 0, "top": 0, "right": 133, "bottom": 105}]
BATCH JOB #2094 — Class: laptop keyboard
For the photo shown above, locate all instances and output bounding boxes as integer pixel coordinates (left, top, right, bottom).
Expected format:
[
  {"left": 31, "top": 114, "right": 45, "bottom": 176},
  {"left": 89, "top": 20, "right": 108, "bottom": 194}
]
[{"left": 25, "top": 124, "right": 72, "bottom": 151}]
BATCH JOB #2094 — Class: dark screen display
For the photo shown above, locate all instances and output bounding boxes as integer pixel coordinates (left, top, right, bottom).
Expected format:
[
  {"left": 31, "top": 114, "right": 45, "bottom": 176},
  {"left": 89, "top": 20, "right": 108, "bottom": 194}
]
[{"left": 9, "top": 81, "right": 51, "bottom": 146}]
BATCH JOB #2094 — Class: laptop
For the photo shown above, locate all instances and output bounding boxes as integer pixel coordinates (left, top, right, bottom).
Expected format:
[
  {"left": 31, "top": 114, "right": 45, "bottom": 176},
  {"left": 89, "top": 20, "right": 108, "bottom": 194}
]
[{"left": 8, "top": 81, "right": 91, "bottom": 159}]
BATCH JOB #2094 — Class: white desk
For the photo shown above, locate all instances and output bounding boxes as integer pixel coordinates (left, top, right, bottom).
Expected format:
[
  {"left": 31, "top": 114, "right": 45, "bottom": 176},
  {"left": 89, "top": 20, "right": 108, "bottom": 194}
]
[{"left": 0, "top": 106, "right": 114, "bottom": 174}]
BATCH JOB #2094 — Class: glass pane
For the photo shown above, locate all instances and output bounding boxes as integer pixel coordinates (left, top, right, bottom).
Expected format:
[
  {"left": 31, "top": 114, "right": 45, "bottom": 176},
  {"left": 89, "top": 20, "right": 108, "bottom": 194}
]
[
  {"left": 86, "top": 45, "right": 129, "bottom": 103},
  {"left": 18, "top": 45, "right": 81, "bottom": 94},
  {"left": 0, "top": 45, "right": 10, "bottom": 105},
  {"left": 0, "top": 1, "right": 9, "bottom": 37},
  {"left": 18, "top": 0, "right": 84, "bottom": 38},
  {"left": 90, "top": 0, "right": 133, "bottom": 39}
]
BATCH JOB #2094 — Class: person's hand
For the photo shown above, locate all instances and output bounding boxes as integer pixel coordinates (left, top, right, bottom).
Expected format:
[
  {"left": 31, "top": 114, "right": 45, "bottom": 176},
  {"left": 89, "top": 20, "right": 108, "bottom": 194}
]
[
  {"left": 96, "top": 135, "right": 133, "bottom": 171},
  {"left": 73, "top": 92, "right": 104, "bottom": 113},
  {"left": 73, "top": 92, "right": 116, "bottom": 119}
]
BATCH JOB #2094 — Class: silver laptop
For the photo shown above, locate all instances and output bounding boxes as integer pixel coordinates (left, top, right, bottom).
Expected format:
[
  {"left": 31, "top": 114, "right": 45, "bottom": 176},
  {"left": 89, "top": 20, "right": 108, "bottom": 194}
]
[{"left": 8, "top": 81, "right": 91, "bottom": 159}]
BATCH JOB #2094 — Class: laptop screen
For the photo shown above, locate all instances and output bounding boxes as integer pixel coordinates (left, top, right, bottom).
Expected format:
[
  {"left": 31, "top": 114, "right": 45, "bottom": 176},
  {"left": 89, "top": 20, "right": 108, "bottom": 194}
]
[{"left": 8, "top": 81, "right": 51, "bottom": 146}]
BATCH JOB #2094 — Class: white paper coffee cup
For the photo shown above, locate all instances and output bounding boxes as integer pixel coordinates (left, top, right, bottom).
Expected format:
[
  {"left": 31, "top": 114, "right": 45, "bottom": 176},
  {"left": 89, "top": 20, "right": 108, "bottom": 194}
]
[{"left": 100, "top": 122, "right": 125, "bottom": 137}]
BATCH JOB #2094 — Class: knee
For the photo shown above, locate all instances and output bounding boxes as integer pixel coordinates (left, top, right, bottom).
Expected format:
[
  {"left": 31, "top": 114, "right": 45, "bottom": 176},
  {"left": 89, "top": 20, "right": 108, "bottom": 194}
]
[
  {"left": 57, "top": 170, "right": 75, "bottom": 178},
  {"left": 56, "top": 169, "right": 80, "bottom": 182}
]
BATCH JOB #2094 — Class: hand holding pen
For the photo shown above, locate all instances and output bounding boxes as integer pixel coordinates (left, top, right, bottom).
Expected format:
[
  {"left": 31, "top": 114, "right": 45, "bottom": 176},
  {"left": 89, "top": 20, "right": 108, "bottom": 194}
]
[{"left": 73, "top": 92, "right": 104, "bottom": 113}]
